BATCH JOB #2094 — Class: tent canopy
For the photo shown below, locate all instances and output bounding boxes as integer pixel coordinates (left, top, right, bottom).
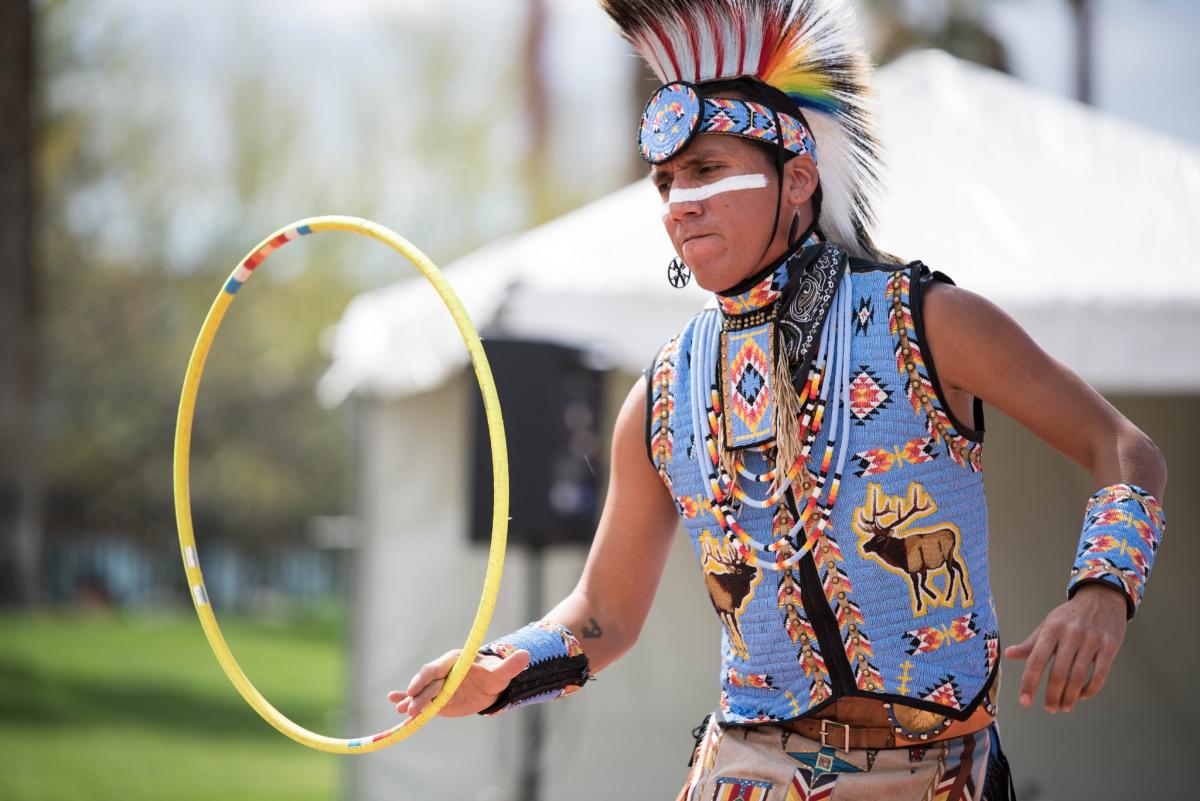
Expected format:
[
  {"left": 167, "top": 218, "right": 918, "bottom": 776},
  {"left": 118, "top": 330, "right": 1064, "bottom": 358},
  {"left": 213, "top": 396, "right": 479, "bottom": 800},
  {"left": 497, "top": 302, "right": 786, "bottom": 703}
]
[{"left": 320, "top": 50, "right": 1200, "bottom": 406}]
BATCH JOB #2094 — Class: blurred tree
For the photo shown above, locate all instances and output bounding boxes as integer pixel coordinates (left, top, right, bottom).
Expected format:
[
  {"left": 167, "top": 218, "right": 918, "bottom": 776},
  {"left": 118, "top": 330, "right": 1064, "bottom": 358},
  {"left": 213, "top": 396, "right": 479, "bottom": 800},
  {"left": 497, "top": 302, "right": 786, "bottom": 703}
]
[
  {"left": 863, "top": 0, "right": 1009, "bottom": 72},
  {"left": 0, "top": 0, "right": 43, "bottom": 606},
  {"left": 524, "top": 0, "right": 550, "bottom": 222},
  {"left": 34, "top": 0, "right": 363, "bottom": 577},
  {"left": 0, "top": 0, "right": 42, "bottom": 604},
  {"left": 27, "top": 0, "right": 628, "bottom": 604}
]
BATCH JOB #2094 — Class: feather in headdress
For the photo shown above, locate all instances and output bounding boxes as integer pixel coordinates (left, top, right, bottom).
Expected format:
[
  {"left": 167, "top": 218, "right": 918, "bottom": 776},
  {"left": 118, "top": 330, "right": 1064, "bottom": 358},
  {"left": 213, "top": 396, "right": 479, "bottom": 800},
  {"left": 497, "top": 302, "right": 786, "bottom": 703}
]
[{"left": 600, "top": 0, "right": 883, "bottom": 259}]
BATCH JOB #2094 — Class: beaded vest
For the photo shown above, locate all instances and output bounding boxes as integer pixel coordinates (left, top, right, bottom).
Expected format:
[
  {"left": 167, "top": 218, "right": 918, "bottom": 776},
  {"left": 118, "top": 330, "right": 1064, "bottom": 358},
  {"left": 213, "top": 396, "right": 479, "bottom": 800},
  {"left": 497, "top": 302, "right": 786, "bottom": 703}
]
[{"left": 647, "top": 243, "right": 999, "bottom": 729}]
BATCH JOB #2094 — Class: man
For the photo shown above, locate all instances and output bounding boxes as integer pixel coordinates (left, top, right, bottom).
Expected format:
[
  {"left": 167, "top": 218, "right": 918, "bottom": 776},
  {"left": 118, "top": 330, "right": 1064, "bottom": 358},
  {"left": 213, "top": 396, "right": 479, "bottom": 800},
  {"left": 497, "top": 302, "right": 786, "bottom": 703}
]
[{"left": 390, "top": 1, "right": 1166, "bottom": 798}]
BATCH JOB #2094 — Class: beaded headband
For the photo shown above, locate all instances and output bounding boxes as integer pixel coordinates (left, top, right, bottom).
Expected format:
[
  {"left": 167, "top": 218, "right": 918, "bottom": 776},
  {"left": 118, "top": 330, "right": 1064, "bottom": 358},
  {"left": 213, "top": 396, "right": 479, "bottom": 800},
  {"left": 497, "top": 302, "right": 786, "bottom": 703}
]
[{"left": 639, "top": 81, "right": 818, "bottom": 165}]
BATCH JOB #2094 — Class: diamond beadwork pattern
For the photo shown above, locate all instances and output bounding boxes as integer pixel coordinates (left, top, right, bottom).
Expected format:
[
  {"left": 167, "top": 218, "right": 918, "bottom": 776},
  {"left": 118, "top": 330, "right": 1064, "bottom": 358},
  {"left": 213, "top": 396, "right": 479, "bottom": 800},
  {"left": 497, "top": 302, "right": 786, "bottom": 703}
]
[
  {"left": 848, "top": 367, "right": 891, "bottom": 425},
  {"left": 729, "top": 338, "right": 771, "bottom": 434}
]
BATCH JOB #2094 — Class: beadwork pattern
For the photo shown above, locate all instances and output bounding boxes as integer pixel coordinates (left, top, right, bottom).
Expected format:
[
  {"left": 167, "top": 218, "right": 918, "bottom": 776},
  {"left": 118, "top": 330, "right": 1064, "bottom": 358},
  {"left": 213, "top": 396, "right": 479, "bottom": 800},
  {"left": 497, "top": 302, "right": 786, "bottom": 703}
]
[
  {"left": 722, "top": 323, "right": 777, "bottom": 448},
  {"left": 638, "top": 82, "right": 703, "bottom": 163},
  {"left": 649, "top": 260, "right": 998, "bottom": 724},
  {"left": 479, "top": 622, "right": 590, "bottom": 715},
  {"left": 885, "top": 273, "right": 983, "bottom": 472},
  {"left": 650, "top": 335, "right": 681, "bottom": 492},
  {"left": 1068, "top": 483, "right": 1163, "bottom": 615},
  {"left": 638, "top": 81, "right": 818, "bottom": 165}
]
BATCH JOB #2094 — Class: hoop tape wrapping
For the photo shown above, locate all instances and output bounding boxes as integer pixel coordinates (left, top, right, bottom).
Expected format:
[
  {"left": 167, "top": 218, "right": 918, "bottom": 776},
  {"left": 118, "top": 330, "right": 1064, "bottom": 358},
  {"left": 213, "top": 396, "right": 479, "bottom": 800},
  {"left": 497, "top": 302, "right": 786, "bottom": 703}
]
[{"left": 173, "top": 216, "right": 509, "bottom": 754}]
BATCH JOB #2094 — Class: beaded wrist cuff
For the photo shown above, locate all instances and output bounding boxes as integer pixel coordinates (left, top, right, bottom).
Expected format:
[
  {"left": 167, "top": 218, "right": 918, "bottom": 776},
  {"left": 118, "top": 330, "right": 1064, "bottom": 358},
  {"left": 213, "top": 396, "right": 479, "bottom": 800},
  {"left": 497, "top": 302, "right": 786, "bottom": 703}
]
[
  {"left": 477, "top": 621, "right": 590, "bottom": 716},
  {"left": 1067, "top": 484, "right": 1164, "bottom": 619}
]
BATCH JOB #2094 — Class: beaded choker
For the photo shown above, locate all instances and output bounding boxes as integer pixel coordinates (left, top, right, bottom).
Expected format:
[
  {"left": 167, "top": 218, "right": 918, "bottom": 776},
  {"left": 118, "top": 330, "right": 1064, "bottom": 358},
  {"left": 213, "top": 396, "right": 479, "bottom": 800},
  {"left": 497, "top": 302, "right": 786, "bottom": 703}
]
[{"left": 715, "top": 238, "right": 843, "bottom": 453}]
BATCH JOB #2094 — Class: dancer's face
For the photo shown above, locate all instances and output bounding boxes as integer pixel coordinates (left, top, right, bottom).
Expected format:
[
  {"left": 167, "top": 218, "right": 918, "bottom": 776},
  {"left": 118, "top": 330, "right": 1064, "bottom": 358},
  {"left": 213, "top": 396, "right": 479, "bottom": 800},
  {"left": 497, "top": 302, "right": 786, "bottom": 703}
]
[{"left": 651, "top": 134, "right": 818, "bottom": 293}]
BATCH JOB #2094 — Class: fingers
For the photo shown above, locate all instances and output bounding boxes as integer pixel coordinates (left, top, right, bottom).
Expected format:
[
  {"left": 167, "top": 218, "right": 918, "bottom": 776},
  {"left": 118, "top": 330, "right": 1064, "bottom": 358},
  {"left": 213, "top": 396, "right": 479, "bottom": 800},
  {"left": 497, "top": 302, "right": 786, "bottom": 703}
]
[
  {"left": 1016, "top": 626, "right": 1056, "bottom": 709},
  {"left": 483, "top": 649, "right": 531, "bottom": 690},
  {"left": 382, "top": 650, "right": 459, "bottom": 720},
  {"left": 386, "top": 687, "right": 416, "bottom": 715},
  {"left": 1079, "top": 638, "right": 1120, "bottom": 700},
  {"left": 390, "top": 649, "right": 529, "bottom": 719},
  {"left": 1004, "top": 623, "right": 1040, "bottom": 661},
  {"left": 407, "top": 650, "right": 461, "bottom": 698},
  {"left": 412, "top": 650, "right": 529, "bottom": 714},
  {"left": 407, "top": 677, "right": 445, "bottom": 719},
  {"left": 1042, "top": 625, "right": 1085, "bottom": 712},
  {"left": 1012, "top": 591, "right": 1129, "bottom": 713},
  {"left": 385, "top": 687, "right": 416, "bottom": 716},
  {"left": 1058, "top": 640, "right": 1099, "bottom": 712},
  {"left": 387, "top": 649, "right": 532, "bottom": 720}
]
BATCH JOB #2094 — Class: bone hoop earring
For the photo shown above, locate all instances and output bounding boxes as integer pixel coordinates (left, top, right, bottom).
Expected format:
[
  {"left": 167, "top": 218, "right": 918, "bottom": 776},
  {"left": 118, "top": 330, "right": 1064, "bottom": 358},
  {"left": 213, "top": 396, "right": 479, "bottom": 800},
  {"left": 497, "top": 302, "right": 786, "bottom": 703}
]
[
  {"left": 787, "top": 208, "right": 802, "bottom": 248},
  {"left": 667, "top": 257, "right": 692, "bottom": 289}
]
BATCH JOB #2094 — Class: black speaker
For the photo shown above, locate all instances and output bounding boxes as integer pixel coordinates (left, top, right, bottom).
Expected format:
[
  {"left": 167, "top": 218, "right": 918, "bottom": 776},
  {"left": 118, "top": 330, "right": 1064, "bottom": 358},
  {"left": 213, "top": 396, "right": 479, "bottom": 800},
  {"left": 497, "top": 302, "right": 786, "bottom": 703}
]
[{"left": 468, "top": 338, "right": 605, "bottom": 547}]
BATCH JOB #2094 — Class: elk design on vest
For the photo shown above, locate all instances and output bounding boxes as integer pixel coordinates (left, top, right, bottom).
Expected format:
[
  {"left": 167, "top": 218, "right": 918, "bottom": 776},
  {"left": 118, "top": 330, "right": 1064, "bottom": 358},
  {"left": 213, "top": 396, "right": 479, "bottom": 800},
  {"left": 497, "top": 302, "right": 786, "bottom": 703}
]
[
  {"left": 699, "top": 530, "right": 761, "bottom": 660},
  {"left": 854, "top": 483, "right": 973, "bottom": 617}
]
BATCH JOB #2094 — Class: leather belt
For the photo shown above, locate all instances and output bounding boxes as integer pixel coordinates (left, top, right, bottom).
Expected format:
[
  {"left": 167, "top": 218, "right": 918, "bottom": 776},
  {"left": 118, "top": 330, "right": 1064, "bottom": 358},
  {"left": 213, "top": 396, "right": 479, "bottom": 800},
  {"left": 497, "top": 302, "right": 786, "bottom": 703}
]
[
  {"left": 777, "top": 717, "right": 898, "bottom": 752},
  {"left": 741, "top": 694, "right": 997, "bottom": 753}
]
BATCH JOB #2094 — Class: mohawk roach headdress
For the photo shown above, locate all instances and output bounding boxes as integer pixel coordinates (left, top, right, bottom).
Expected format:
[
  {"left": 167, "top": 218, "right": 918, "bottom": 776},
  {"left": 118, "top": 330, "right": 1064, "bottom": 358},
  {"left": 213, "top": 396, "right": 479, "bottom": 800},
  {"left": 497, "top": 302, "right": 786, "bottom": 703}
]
[{"left": 601, "top": 0, "right": 883, "bottom": 259}]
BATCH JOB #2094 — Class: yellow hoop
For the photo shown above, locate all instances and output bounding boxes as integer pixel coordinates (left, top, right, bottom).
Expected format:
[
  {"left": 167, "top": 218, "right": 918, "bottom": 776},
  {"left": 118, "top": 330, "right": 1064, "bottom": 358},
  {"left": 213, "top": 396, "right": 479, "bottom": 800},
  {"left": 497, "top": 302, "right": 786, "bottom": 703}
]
[{"left": 173, "top": 216, "right": 509, "bottom": 753}]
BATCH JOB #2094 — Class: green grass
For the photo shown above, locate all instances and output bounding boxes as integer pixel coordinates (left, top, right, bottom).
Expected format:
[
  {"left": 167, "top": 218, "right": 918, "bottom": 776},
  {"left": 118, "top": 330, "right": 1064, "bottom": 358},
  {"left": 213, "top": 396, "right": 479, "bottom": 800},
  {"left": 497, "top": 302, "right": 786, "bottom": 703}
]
[{"left": 0, "top": 608, "right": 347, "bottom": 801}]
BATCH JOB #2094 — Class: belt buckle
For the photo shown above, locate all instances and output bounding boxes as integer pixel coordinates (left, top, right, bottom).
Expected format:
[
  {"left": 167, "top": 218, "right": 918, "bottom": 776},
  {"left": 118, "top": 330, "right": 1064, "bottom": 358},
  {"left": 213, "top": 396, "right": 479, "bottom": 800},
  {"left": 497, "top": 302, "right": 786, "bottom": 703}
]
[{"left": 819, "top": 719, "right": 852, "bottom": 753}]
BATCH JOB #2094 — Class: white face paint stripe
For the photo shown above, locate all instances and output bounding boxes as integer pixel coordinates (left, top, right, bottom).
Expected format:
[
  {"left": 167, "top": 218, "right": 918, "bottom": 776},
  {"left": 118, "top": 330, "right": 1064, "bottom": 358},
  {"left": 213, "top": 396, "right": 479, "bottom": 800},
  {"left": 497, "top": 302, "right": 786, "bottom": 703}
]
[{"left": 661, "top": 173, "right": 769, "bottom": 216}]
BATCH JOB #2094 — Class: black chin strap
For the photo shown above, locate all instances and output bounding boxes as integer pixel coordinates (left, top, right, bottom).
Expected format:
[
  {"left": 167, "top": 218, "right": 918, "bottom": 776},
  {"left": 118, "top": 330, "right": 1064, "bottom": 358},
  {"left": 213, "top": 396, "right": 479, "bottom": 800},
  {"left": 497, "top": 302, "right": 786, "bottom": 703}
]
[
  {"left": 755, "top": 104, "right": 825, "bottom": 269},
  {"left": 794, "top": 184, "right": 824, "bottom": 248},
  {"left": 698, "top": 77, "right": 824, "bottom": 269},
  {"left": 749, "top": 106, "right": 788, "bottom": 272}
]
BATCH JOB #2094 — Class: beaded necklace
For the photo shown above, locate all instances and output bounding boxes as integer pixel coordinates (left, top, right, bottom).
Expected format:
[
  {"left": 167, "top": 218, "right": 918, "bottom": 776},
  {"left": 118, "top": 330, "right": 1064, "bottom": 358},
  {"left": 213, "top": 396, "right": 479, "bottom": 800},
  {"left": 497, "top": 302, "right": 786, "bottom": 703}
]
[{"left": 688, "top": 241, "right": 855, "bottom": 572}]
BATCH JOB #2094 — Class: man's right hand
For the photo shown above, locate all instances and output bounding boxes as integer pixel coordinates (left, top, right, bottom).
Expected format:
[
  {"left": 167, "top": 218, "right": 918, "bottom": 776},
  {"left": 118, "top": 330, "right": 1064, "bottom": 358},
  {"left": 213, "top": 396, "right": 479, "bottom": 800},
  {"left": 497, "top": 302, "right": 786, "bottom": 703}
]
[
  {"left": 386, "top": 377, "right": 679, "bottom": 723},
  {"left": 386, "top": 648, "right": 531, "bottom": 719}
]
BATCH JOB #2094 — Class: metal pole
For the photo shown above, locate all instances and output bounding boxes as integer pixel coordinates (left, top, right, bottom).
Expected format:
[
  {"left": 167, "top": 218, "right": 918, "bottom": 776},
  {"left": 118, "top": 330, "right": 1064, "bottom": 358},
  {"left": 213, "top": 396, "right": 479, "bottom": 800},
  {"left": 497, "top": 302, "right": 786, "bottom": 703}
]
[
  {"left": 518, "top": 542, "right": 546, "bottom": 801},
  {"left": 1069, "top": 0, "right": 1094, "bottom": 105}
]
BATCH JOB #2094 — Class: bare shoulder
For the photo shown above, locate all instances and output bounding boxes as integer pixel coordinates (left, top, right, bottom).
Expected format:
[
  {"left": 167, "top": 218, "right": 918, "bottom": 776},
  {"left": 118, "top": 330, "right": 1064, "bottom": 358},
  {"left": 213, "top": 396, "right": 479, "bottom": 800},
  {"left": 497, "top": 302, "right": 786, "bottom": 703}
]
[
  {"left": 920, "top": 278, "right": 1039, "bottom": 394},
  {"left": 612, "top": 374, "right": 649, "bottom": 446},
  {"left": 922, "top": 279, "right": 1020, "bottom": 337},
  {"left": 919, "top": 275, "right": 1139, "bottom": 462},
  {"left": 608, "top": 374, "right": 669, "bottom": 500}
]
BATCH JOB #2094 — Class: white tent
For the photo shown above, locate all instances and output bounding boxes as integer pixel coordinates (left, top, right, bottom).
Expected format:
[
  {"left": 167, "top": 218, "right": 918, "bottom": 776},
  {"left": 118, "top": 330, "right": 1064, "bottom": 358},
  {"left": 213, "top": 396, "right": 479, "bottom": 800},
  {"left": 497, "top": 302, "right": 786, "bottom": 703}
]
[
  {"left": 329, "top": 52, "right": 1200, "bottom": 801},
  {"left": 320, "top": 49, "right": 1200, "bottom": 407}
]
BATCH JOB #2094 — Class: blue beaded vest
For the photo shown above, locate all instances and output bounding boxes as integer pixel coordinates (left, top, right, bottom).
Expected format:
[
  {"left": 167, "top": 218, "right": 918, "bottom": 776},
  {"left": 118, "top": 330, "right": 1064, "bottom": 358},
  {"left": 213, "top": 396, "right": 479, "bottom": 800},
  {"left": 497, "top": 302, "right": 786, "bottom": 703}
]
[{"left": 647, "top": 242, "right": 999, "bottom": 727}]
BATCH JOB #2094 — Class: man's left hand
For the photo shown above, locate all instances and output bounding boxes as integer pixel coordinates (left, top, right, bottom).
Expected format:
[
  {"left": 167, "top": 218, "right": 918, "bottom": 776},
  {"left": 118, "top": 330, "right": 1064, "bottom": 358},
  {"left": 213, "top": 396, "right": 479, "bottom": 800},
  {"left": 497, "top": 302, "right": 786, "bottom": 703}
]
[{"left": 1004, "top": 583, "right": 1128, "bottom": 713}]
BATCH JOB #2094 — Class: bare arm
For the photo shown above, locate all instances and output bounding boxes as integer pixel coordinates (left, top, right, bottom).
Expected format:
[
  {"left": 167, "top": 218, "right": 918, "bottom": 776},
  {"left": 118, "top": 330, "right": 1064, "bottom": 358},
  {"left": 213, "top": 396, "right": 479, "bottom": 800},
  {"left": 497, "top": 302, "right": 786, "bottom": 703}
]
[
  {"left": 392, "top": 376, "right": 680, "bottom": 718},
  {"left": 539, "top": 377, "right": 682, "bottom": 672},
  {"left": 923, "top": 281, "right": 1167, "bottom": 714},
  {"left": 925, "top": 282, "right": 1166, "bottom": 497}
]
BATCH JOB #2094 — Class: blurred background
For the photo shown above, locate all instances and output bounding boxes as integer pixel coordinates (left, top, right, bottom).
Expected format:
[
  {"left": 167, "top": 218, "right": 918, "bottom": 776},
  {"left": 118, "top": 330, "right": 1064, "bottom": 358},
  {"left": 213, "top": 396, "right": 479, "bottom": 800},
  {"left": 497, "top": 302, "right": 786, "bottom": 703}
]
[{"left": 1, "top": 0, "right": 1197, "bottom": 799}]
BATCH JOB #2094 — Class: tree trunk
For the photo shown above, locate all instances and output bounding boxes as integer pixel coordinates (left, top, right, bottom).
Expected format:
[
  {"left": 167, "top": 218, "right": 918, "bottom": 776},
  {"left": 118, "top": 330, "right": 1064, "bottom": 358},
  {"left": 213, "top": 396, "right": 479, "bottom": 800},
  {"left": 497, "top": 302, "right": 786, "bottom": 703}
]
[
  {"left": 0, "top": 0, "right": 42, "bottom": 606},
  {"left": 523, "top": 0, "right": 549, "bottom": 222}
]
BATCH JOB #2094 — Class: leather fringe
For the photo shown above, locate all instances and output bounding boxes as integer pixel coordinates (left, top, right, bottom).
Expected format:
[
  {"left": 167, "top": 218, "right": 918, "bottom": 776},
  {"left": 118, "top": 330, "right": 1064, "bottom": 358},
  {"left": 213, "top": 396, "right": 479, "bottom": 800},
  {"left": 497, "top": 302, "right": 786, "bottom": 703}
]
[{"left": 772, "top": 339, "right": 806, "bottom": 494}]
